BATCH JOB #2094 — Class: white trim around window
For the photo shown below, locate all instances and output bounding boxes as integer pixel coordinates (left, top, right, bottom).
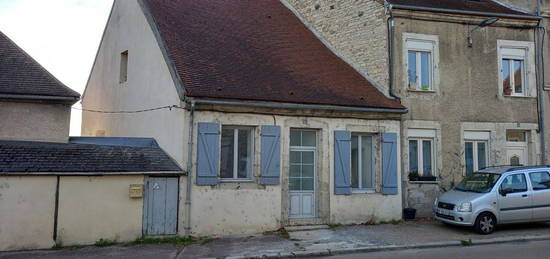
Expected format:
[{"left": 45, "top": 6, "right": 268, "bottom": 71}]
[
  {"left": 220, "top": 126, "right": 254, "bottom": 181},
  {"left": 497, "top": 40, "right": 536, "bottom": 98},
  {"left": 408, "top": 138, "right": 435, "bottom": 177},
  {"left": 351, "top": 133, "right": 376, "bottom": 191},
  {"left": 403, "top": 33, "right": 439, "bottom": 92}
]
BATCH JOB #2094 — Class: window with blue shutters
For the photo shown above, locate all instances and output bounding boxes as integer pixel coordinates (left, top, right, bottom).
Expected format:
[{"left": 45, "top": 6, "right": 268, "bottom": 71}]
[
  {"left": 196, "top": 122, "right": 220, "bottom": 185},
  {"left": 334, "top": 131, "right": 352, "bottom": 195},
  {"left": 260, "top": 125, "right": 281, "bottom": 185},
  {"left": 382, "top": 133, "right": 399, "bottom": 195}
]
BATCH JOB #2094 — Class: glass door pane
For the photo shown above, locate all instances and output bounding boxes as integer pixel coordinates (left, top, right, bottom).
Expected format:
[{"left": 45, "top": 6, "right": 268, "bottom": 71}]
[
  {"left": 422, "top": 140, "right": 432, "bottom": 176},
  {"left": 477, "top": 142, "right": 487, "bottom": 170},
  {"left": 465, "top": 142, "right": 474, "bottom": 175}
]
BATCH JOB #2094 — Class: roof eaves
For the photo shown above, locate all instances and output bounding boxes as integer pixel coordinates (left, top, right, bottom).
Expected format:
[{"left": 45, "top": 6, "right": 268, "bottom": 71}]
[
  {"left": 137, "top": 0, "right": 187, "bottom": 102},
  {"left": 0, "top": 93, "right": 80, "bottom": 104},
  {"left": 388, "top": 3, "right": 541, "bottom": 20},
  {"left": 0, "top": 171, "right": 186, "bottom": 176}
]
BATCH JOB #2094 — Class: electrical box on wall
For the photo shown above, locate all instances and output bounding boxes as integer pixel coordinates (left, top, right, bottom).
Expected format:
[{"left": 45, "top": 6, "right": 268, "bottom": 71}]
[{"left": 129, "top": 184, "right": 144, "bottom": 198}]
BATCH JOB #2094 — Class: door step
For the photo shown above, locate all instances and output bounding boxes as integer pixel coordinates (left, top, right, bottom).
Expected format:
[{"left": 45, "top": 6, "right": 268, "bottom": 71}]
[{"left": 285, "top": 225, "right": 330, "bottom": 232}]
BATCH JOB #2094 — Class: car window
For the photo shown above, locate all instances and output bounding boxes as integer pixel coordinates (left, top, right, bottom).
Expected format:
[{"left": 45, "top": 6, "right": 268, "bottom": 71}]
[
  {"left": 529, "top": 171, "right": 550, "bottom": 191},
  {"left": 500, "top": 174, "right": 527, "bottom": 193}
]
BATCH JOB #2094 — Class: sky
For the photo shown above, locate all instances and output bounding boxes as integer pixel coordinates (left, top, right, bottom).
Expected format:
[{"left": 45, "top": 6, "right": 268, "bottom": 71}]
[{"left": 0, "top": 0, "right": 114, "bottom": 136}]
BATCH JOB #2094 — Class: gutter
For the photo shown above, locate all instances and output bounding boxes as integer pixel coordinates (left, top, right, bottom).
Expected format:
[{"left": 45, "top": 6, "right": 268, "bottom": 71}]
[
  {"left": 389, "top": 4, "right": 542, "bottom": 21},
  {"left": 0, "top": 94, "right": 79, "bottom": 103},
  {"left": 184, "top": 100, "right": 195, "bottom": 236},
  {"left": 191, "top": 98, "right": 408, "bottom": 114},
  {"left": 0, "top": 171, "right": 185, "bottom": 176}
]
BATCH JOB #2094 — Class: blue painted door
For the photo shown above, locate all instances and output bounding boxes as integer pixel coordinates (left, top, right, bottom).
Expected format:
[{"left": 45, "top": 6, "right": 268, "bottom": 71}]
[{"left": 144, "top": 177, "right": 178, "bottom": 235}]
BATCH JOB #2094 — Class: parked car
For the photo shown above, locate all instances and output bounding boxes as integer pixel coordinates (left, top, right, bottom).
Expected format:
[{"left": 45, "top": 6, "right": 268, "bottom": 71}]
[{"left": 433, "top": 166, "right": 550, "bottom": 234}]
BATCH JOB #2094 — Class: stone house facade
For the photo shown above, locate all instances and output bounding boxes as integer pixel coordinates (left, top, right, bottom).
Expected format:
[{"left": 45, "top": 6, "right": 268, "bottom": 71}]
[
  {"left": 81, "top": 0, "right": 407, "bottom": 236},
  {"left": 289, "top": 0, "right": 544, "bottom": 217}
]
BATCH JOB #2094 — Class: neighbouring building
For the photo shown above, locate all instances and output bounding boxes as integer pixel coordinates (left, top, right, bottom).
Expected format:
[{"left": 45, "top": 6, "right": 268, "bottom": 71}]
[
  {"left": 81, "top": 0, "right": 407, "bottom": 237},
  {"left": 0, "top": 30, "right": 183, "bottom": 251},
  {"left": 288, "top": 0, "right": 543, "bottom": 217}
]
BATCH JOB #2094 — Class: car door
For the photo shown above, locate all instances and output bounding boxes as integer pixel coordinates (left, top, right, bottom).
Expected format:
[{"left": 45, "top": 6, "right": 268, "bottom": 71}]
[
  {"left": 528, "top": 171, "right": 550, "bottom": 221},
  {"left": 497, "top": 173, "right": 533, "bottom": 223}
]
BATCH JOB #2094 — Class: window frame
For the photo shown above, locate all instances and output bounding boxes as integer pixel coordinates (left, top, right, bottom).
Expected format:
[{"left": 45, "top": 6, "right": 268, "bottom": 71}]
[
  {"left": 529, "top": 171, "right": 550, "bottom": 191},
  {"left": 499, "top": 173, "right": 528, "bottom": 194},
  {"left": 408, "top": 137, "right": 435, "bottom": 177},
  {"left": 497, "top": 40, "right": 535, "bottom": 98},
  {"left": 350, "top": 133, "right": 376, "bottom": 191},
  {"left": 404, "top": 33, "right": 439, "bottom": 92},
  {"left": 219, "top": 126, "right": 254, "bottom": 182},
  {"left": 501, "top": 56, "right": 526, "bottom": 97},
  {"left": 464, "top": 140, "right": 489, "bottom": 174}
]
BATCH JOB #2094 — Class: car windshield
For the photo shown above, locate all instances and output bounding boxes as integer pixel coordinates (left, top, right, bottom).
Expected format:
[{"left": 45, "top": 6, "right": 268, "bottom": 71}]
[{"left": 455, "top": 173, "right": 501, "bottom": 193}]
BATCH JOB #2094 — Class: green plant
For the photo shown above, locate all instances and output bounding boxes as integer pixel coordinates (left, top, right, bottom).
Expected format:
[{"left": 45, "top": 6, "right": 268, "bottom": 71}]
[
  {"left": 94, "top": 238, "right": 116, "bottom": 247},
  {"left": 51, "top": 242, "right": 63, "bottom": 250},
  {"left": 421, "top": 85, "right": 430, "bottom": 91},
  {"left": 125, "top": 236, "right": 194, "bottom": 246},
  {"left": 70, "top": 244, "right": 83, "bottom": 249},
  {"left": 280, "top": 230, "right": 290, "bottom": 239},
  {"left": 294, "top": 242, "right": 300, "bottom": 247},
  {"left": 200, "top": 237, "right": 214, "bottom": 245},
  {"left": 328, "top": 223, "right": 342, "bottom": 229},
  {"left": 460, "top": 239, "right": 473, "bottom": 246}
]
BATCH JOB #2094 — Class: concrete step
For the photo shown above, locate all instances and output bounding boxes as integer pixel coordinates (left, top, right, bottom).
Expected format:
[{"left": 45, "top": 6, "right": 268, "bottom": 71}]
[{"left": 285, "top": 224, "right": 330, "bottom": 232}]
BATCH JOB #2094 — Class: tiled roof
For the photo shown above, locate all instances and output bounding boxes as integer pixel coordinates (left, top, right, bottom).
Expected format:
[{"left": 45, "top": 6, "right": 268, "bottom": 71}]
[
  {"left": 0, "top": 138, "right": 183, "bottom": 174},
  {"left": 141, "top": 0, "right": 405, "bottom": 110},
  {"left": 0, "top": 31, "right": 80, "bottom": 101},
  {"left": 387, "top": 0, "right": 534, "bottom": 17}
]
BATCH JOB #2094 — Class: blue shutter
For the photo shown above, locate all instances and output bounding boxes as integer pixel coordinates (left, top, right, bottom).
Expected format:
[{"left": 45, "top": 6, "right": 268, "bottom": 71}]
[
  {"left": 334, "top": 130, "right": 351, "bottom": 194},
  {"left": 382, "top": 133, "right": 398, "bottom": 195},
  {"left": 196, "top": 122, "right": 220, "bottom": 185},
  {"left": 260, "top": 125, "right": 281, "bottom": 185}
]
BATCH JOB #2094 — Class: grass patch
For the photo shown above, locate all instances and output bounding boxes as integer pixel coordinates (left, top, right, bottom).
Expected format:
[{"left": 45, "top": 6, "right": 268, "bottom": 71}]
[
  {"left": 124, "top": 236, "right": 195, "bottom": 246},
  {"left": 328, "top": 223, "right": 342, "bottom": 229},
  {"left": 94, "top": 238, "right": 116, "bottom": 247},
  {"left": 51, "top": 242, "right": 63, "bottom": 250},
  {"left": 70, "top": 244, "right": 83, "bottom": 249},
  {"left": 460, "top": 239, "right": 473, "bottom": 246},
  {"left": 200, "top": 237, "right": 214, "bottom": 245},
  {"left": 280, "top": 230, "right": 290, "bottom": 239}
]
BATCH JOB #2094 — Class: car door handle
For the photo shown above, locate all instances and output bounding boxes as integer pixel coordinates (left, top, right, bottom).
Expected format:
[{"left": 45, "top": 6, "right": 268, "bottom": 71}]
[{"left": 522, "top": 194, "right": 528, "bottom": 197}]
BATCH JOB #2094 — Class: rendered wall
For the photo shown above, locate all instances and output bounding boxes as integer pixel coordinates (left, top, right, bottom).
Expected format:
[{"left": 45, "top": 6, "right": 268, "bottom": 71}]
[
  {"left": 0, "top": 101, "right": 71, "bottom": 143},
  {"left": 0, "top": 176, "right": 57, "bottom": 251},
  {"left": 56, "top": 175, "right": 144, "bottom": 245}
]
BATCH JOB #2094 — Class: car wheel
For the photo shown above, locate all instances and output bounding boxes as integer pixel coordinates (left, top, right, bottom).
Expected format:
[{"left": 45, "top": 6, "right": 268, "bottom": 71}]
[{"left": 474, "top": 212, "right": 496, "bottom": 235}]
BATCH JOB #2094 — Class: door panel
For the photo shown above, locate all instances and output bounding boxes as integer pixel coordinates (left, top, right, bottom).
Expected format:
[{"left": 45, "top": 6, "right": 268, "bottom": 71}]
[
  {"left": 144, "top": 177, "right": 178, "bottom": 235},
  {"left": 529, "top": 171, "right": 550, "bottom": 221},
  {"left": 498, "top": 174, "right": 532, "bottom": 223},
  {"left": 288, "top": 133, "right": 316, "bottom": 219}
]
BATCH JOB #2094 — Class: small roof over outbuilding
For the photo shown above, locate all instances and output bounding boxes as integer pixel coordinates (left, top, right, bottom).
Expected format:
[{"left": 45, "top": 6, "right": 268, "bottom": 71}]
[
  {"left": 0, "top": 31, "right": 80, "bottom": 103},
  {"left": 0, "top": 138, "right": 183, "bottom": 175}
]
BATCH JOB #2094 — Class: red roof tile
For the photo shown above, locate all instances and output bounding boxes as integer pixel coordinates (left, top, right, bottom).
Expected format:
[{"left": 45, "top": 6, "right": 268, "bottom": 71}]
[
  {"left": 0, "top": 31, "right": 80, "bottom": 100},
  {"left": 142, "top": 0, "right": 405, "bottom": 110},
  {"left": 388, "top": 0, "right": 534, "bottom": 17}
]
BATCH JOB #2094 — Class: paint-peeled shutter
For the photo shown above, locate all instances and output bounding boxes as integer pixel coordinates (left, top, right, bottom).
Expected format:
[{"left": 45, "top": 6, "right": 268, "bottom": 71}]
[
  {"left": 260, "top": 125, "right": 281, "bottom": 185},
  {"left": 334, "top": 130, "right": 351, "bottom": 195},
  {"left": 196, "top": 122, "right": 220, "bottom": 185},
  {"left": 382, "top": 133, "right": 398, "bottom": 195}
]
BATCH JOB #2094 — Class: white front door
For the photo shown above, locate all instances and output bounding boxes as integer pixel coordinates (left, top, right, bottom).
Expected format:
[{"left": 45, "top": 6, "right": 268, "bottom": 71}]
[
  {"left": 506, "top": 142, "right": 528, "bottom": 166},
  {"left": 289, "top": 130, "right": 316, "bottom": 219}
]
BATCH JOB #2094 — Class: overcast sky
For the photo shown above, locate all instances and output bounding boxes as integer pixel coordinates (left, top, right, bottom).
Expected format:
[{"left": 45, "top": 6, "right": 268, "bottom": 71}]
[{"left": 0, "top": 0, "right": 113, "bottom": 136}]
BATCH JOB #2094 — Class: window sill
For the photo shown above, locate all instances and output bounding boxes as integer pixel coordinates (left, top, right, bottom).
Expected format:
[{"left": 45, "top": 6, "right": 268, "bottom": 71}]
[
  {"left": 407, "top": 89, "right": 436, "bottom": 93},
  {"left": 351, "top": 189, "right": 376, "bottom": 194},
  {"left": 408, "top": 180, "right": 440, "bottom": 184},
  {"left": 503, "top": 95, "right": 536, "bottom": 99},
  {"left": 220, "top": 179, "right": 254, "bottom": 183}
]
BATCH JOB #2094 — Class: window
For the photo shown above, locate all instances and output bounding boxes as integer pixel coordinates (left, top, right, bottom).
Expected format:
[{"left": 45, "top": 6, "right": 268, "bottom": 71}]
[
  {"left": 289, "top": 130, "right": 316, "bottom": 191},
  {"left": 409, "top": 138, "right": 434, "bottom": 176},
  {"left": 500, "top": 174, "right": 527, "bottom": 193},
  {"left": 120, "top": 50, "right": 128, "bottom": 83},
  {"left": 465, "top": 141, "right": 488, "bottom": 175},
  {"left": 220, "top": 126, "right": 253, "bottom": 180},
  {"left": 501, "top": 50, "right": 525, "bottom": 96},
  {"left": 498, "top": 40, "right": 535, "bottom": 97},
  {"left": 529, "top": 172, "right": 550, "bottom": 190},
  {"left": 351, "top": 134, "right": 375, "bottom": 190},
  {"left": 506, "top": 130, "right": 526, "bottom": 142},
  {"left": 405, "top": 34, "right": 438, "bottom": 92}
]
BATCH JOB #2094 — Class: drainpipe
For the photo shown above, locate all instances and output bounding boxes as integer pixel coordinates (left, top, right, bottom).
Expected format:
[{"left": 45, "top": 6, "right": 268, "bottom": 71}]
[
  {"left": 184, "top": 100, "right": 195, "bottom": 236},
  {"left": 535, "top": 1, "right": 546, "bottom": 163},
  {"left": 386, "top": 3, "right": 400, "bottom": 101}
]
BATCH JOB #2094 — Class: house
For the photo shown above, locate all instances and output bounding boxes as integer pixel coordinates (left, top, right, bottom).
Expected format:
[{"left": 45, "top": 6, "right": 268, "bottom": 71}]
[
  {"left": 0, "top": 30, "right": 183, "bottom": 251},
  {"left": 289, "top": 0, "right": 543, "bottom": 217},
  {"left": 81, "top": 0, "right": 407, "bottom": 236}
]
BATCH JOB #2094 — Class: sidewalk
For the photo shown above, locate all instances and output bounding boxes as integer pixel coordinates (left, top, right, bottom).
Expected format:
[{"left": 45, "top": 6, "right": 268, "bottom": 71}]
[{"left": 1, "top": 220, "right": 549, "bottom": 259}]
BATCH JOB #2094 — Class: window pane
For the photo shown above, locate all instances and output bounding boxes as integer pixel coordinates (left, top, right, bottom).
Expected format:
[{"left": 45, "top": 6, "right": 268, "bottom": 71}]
[
  {"left": 477, "top": 142, "right": 487, "bottom": 171},
  {"left": 361, "top": 136, "right": 374, "bottom": 189},
  {"left": 237, "top": 129, "right": 251, "bottom": 178},
  {"left": 465, "top": 142, "right": 474, "bottom": 175},
  {"left": 408, "top": 51, "right": 417, "bottom": 86},
  {"left": 302, "top": 131, "right": 316, "bottom": 147},
  {"left": 290, "top": 151, "right": 300, "bottom": 164},
  {"left": 513, "top": 60, "right": 523, "bottom": 94},
  {"left": 302, "top": 164, "right": 314, "bottom": 178},
  {"left": 529, "top": 172, "right": 550, "bottom": 190},
  {"left": 422, "top": 140, "right": 432, "bottom": 176},
  {"left": 500, "top": 174, "right": 527, "bottom": 193},
  {"left": 289, "top": 177, "right": 301, "bottom": 191},
  {"left": 506, "top": 130, "right": 526, "bottom": 142},
  {"left": 220, "top": 129, "right": 235, "bottom": 178},
  {"left": 302, "top": 178, "right": 314, "bottom": 191},
  {"left": 409, "top": 140, "right": 418, "bottom": 174},
  {"left": 502, "top": 59, "right": 511, "bottom": 95},
  {"left": 289, "top": 165, "right": 301, "bottom": 177},
  {"left": 351, "top": 135, "right": 359, "bottom": 188},
  {"left": 290, "top": 130, "right": 301, "bottom": 146},
  {"left": 420, "top": 52, "right": 431, "bottom": 90},
  {"left": 302, "top": 151, "right": 314, "bottom": 164}
]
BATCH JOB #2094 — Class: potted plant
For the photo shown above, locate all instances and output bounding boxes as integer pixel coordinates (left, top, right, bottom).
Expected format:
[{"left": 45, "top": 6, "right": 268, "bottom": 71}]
[
  {"left": 408, "top": 171, "right": 419, "bottom": 181},
  {"left": 503, "top": 86, "right": 512, "bottom": 96},
  {"left": 417, "top": 175, "right": 437, "bottom": 181}
]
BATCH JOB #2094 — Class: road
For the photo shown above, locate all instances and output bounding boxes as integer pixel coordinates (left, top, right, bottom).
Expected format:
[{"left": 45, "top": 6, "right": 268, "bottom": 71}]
[{"left": 316, "top": 240, "right": 550, "bottom": 259}]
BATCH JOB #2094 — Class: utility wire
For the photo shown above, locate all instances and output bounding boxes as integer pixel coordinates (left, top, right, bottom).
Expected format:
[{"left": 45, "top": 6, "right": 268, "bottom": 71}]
[{"left": 72, "top": 104, "right": 185, "bottom": 114}]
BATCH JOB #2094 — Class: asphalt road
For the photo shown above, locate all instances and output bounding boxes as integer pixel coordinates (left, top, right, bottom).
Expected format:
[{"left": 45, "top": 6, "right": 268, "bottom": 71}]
[{"left": 317, "top": 240, "right": 550, "bottom": 259}]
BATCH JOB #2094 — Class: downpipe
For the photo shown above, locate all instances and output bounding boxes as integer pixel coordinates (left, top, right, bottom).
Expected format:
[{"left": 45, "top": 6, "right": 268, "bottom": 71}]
[{"left": 184, "top": 100, "right": 195, "bottom": 236}]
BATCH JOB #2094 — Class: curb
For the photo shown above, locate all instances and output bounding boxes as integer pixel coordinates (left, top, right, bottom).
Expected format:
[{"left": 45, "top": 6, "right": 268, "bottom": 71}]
[{"left": 208, "top": 234, "right": 550, "bottom": 259}]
